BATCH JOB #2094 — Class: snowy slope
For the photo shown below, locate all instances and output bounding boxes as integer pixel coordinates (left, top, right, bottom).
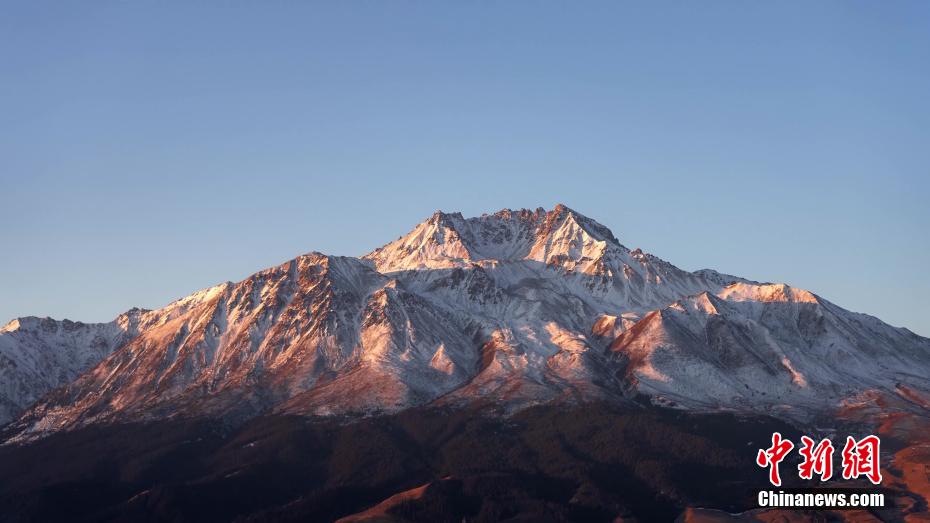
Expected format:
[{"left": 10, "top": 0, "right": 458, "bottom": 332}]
[
  {"left": 0, "top": 313, "right": 141, "bottom": 425},
  {"left": 5, "top": 205, "right": 929, "bottom": 439},
  {"left": 609, "top": 283, "right": 930, "bottom": 417},
  {"left": 0, "top": 282, "right": 255, "bottom": 426}
]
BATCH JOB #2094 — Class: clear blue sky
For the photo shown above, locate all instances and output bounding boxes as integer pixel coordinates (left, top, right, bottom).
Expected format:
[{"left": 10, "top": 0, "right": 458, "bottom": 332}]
[{"left": 2, "top": 2, "right": 929, "bottom": 336}]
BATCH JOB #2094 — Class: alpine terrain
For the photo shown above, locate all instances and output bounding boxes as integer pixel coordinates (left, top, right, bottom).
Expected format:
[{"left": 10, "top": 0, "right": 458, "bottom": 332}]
[{"left": 1, "top": 205, "right": 928, "bottom": 522}]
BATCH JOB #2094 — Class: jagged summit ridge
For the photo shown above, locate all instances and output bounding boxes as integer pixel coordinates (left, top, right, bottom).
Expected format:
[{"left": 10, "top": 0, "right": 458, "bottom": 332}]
[
  {"left": 3, "top": 205, "right": 929, "bottom": 439},
  {"left": 363, "top": 205, "right": 739, "bottom": 314},
  {"left": 364, "top": 204, "right": 626, "bottom": 272}
]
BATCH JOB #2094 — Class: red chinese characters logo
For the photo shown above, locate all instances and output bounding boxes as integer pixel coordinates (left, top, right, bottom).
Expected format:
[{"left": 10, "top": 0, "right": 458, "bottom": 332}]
[
  {"left": 756, "top": 432, "right": 795, "bottom": 487},
  {"left": 756, "top": 433, "right": 881, "bottom": 486},
  {"left": 841, "top": 435, "right": 883, "bottom": 485},
  {"left": 797, "top": 436, "right": 834, "bottom": 481}
]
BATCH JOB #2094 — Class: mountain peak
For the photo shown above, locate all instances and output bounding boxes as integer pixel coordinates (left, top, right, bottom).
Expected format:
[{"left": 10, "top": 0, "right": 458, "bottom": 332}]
[
  {"left": 551, "top": 203, "right": 591, "bottom": 221},
  {"left": 0, "top": 316, "right": 87, "bottom": 334},
  {"left": 719, "top": 281, "right": 819, "bottom": 304},
  {"left": 0, "top": 317, "right": 25, "bottom": 333},
  {"left": 543, "top": 204, "right": 620, "bottom": 245},
  {"left": 427, "top": 210, "right": 465, "bottom": 225},
  {"left": 365, "top": 205, "right": 627, "bottom": 273}
]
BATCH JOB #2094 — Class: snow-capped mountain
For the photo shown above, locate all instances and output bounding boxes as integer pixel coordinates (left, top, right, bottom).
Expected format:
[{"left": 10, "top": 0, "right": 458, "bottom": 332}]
[
  {"left": 4, "top": 205, "right": 929, "bottom": 439},
  {"left": 609, "top": 282, "right": 930, "bottom": 416},
  {"left": 0, "top": 314, "right": 139, "bottom": 425},
  {"left": 0, "top": 287, "right": 247, "bottom": 426}
]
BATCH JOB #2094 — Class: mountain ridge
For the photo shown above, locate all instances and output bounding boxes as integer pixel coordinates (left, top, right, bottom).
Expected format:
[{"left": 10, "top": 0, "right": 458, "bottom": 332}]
[{"left": 2, "top": 205, "right": 928, "bottom": 440}]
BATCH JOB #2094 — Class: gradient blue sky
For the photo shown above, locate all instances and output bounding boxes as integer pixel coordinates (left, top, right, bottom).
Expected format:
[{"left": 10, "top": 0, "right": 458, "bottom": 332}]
[{"left": 2, "top": 2, "right": 929, "bottom": 335}]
